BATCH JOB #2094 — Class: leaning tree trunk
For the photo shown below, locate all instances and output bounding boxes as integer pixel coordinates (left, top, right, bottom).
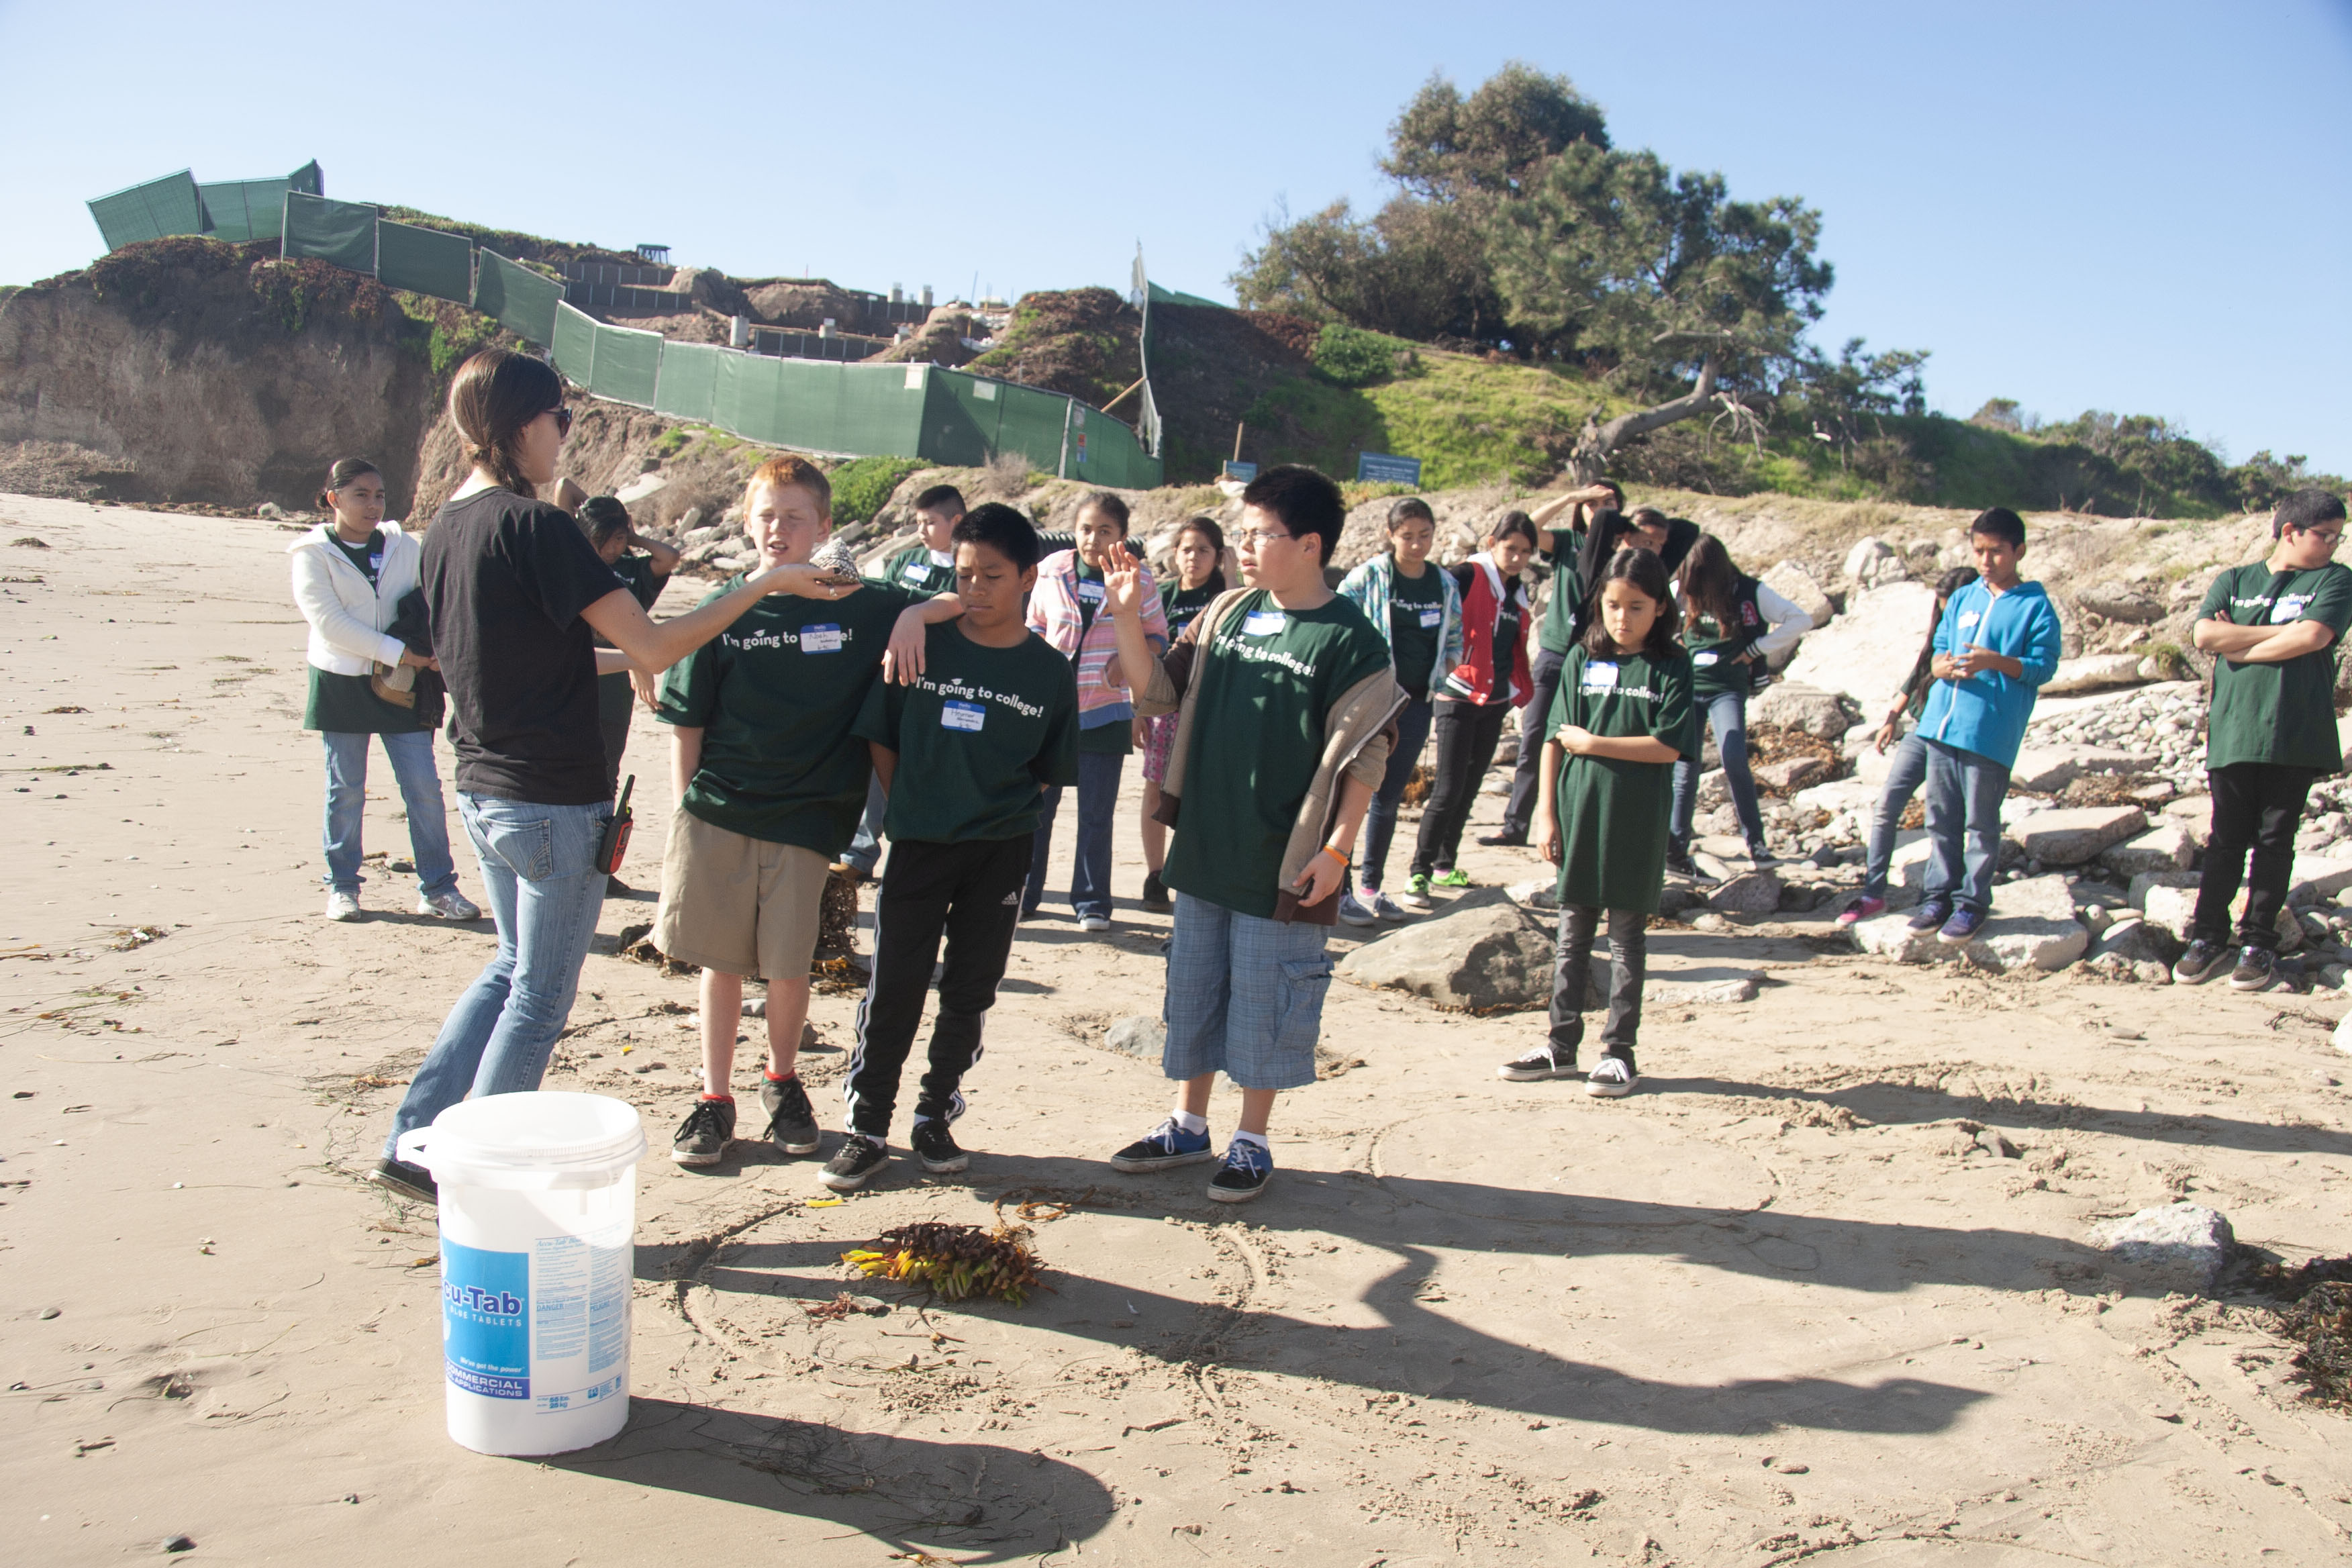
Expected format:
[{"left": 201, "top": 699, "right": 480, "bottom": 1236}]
[{"left": 1568, "top": 350, "right": 1721, "bottom": 484}]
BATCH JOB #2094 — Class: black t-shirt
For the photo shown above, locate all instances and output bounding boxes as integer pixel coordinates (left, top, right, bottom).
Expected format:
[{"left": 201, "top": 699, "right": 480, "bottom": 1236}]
[{"left": 422, "top": 489, "right": 627, "bottom": 805}]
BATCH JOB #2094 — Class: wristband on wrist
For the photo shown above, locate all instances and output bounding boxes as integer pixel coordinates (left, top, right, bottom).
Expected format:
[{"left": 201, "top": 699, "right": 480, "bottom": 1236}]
[{"left": 1320, "top": 844, "right": 1350, "bottom": 870}]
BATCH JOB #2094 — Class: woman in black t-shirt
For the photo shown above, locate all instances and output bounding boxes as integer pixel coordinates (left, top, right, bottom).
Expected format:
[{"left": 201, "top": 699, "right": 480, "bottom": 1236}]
[{"left": 370, "top": 348, "right": 885, "bottom": 1205}]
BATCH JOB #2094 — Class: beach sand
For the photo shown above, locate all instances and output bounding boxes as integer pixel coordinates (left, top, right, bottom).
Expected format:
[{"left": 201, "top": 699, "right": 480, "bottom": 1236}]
[{"left": 4, "top": 492, "right": 2349, "bottom": 1565}]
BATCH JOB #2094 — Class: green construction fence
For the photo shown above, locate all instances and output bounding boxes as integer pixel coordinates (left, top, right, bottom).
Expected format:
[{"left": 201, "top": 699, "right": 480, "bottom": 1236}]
[{"left": 87, "top": 160, "right": 322, "bottom": 250}]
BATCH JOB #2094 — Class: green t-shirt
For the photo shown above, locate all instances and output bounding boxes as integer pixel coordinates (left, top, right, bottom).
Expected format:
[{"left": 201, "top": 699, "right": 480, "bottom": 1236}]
[
  {"left": 881, "top": 545, "right": 958, "bottom": 598},
  {"left": 656, "top": 576, "right": 926, "bottom": 853},
  {"left": 2200, "top": 560, "right": 2352, "bottom": 773},
  {"left": 1161, "top": 581, "right": 1218, "bottom": 639},
  {"left": 304, "top": 667, "right": 425, "bottom": 734},
  {"left": 1387, "top": 562, "right": 1445, "bottom": 697},
  {"left": 597, "top": 554, "right": 669, "bottom": 725},
  {"left": 331, "top": 529, "right": 384, "bottom": 588},
  {"left": 1164, "top": 591, "right": 1393, "bottom": 919},
  {"left": 1537, "top": 528, "right": 1587, "bottom": 655},
  {"left": 1547, "top": 644, "right": 1695, "bottom": 914},
  {"left": 852, "top": 622, "right": 1080, "bottom": 843}
]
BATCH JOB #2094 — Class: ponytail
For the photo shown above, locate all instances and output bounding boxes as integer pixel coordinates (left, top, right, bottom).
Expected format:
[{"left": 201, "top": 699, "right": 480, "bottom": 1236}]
[
  {"left": 315, "top": 456, "right": 381, "bottom": 515},
  {"left": 447, "top": 348, "right": 564, "bottom": 500}
]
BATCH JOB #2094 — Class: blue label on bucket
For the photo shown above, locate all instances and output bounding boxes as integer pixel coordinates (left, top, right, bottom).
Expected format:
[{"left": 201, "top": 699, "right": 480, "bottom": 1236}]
[{"left": 443, "top": 1240, "right": 529, "bottom": 1400}]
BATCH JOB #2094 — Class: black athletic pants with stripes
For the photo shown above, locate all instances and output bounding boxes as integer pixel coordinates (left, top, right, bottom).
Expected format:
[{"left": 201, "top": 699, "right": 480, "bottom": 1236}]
[{"left": 845, "top": 833, "right": 1032, "bottom": 1140}]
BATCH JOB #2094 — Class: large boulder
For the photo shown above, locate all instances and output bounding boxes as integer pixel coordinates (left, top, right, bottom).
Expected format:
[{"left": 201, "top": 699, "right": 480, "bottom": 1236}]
[
  {"left": 2008, "top": 805, "right": 2147, "bottom": 866},
  {"left": 1336, "top": 899, "right": 1559, "bottom": 1010},
  {"left": 1784, "top": 581, "right": 1938, "bottom": 716},
  {"left": 1763, "top": 560, "right": 1834, "bottom": 632},
  {"left": 1842, "top": 536, "right": 1906, "bottom": 589},
  {"left": 2086, "top": 916, "right": 2182, "bottom": 974},
  {"left": 2043, "top": 653, "right": 2151, "bottom": 696},
  {"left": 1794, "top": 777, "right": 1881, "bottom": 816},
  {"left": 2102, "top": 824, "right": 2196, "bottom": 877},
  {"left": 2290, "top": 855, "right": 2352, "bottom": 906},
  {"left": 2077, "top": 582, "right": 2167, "bottom": 624},
  {"left": 2086, "top": 1204, "right": 2235, "bottom": 1291},
  {"left": 1752, "top": 755, "right": 1832, "bottom": 795},
  {"left": 2008, "top": 743, "right": 2158, "bottom": 794},
  {"left": 1750, "top": 681, "right": 1855, "bottom": 741},
  {"left": 1706, "top": 869, "right": 1784, "bottom": 915},
  {"left": 1966, "top": 874, "right": 2091, "bottom": 973}
]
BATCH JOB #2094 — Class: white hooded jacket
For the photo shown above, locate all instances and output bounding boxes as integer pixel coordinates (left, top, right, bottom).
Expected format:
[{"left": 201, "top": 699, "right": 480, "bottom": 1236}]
[{"left": 288, "top": 520, "right": 423, "bottom": 675}]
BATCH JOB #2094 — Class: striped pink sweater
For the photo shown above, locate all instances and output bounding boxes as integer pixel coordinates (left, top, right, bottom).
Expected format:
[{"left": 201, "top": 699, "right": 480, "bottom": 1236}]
[{"left": 1025, "top": 549, "right": 1169, "bottom": 718}]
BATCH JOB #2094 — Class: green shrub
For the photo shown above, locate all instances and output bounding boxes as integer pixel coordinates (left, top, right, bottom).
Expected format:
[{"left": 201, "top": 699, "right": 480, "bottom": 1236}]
[
  {"left": 829, "top": 455, "right": 926, "bottom": 526},
  {"left": 1313, "top": 323, "right": 1404, "bottom": 387}
]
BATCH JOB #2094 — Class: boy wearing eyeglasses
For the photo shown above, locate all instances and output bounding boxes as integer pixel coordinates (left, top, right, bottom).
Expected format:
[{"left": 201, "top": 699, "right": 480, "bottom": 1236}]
[{"left": 1095, "top": 465, "right": 1402, "bottom": 1202}]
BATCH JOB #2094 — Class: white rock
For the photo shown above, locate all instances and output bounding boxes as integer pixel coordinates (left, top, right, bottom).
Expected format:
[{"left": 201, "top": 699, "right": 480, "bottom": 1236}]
[
  {"left": 1504, "top": 877, "right": 1560, "bottom": 912},
  {"left": 1648, "top": 976, "right": 1761, "bottom": 1006},
  {"left": 1842, "top": 536, "right": 1899, "bottom": 584},
  {"left": 2086, "top": 1203, "right": 2235, "bottom": 1291},
  {"left": 1763, "top": 560, "right": 1834, "bottom": 630},
  {"left": 1784, "top": 581, "right": 1939, "bottom": 717},
  {"left": 1966, "top": 874, "right": 2092, "bottom": 973},
  {"left": 2139, "top": 883, "right": 2200, "bottom": 940},
  {"left": 1850, "top": 912, "right": 1943, "bottom": 962},
  {"left": 2041, "top": 654, "right": 2151, "bottom": 696},
  {"left": 1749, "top": 682, "right": 1854, "bottom": 741},
  {"left": 2008, "top": 806, "right": 2147, "bottom": 866},
  {"left": 2334, "top": 1011, "right": 2352, "bottom": 1057},
  {"left": 2008, "top": 743, "right": 2159, "bottom": 794},
  {"left": 2290, "top": 856, "right": 2352, "bottom": 906},
  {"left": 1793, "top": 777, "right": 1881, "bottom": 817},
  {"left": 2102, "top": 824, "right": 2196, "bottom": 876}
]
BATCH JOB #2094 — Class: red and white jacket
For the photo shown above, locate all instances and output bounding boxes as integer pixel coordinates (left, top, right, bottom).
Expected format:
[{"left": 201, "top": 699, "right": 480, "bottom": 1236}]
[{"left": 1437, "top": 554, "right": 1533, "bottom": 707}]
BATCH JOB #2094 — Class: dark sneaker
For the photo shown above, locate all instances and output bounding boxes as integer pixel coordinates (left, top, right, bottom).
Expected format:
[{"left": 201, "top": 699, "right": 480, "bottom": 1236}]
[
  {"left": 1476, "top": 830, "right": 1527, "bottom": 848},
  {"left": 2230, "top": 946, "right": 2279, "bottom": 993},
  {"left": 1207, "top": 1138, "right": 1272, "bottom": 1204},
  {"left": 1109, "top": 1116, "right": 1215, "bottom": 1173},
  {"left": 1835, "top": 894, "right": 1887, "bottom": 927},
  {"left": 1140, "top": 871, "right": 1171, "bottom": 910},
  {"left": 1937, "top": 906, "right": 1988, "bottom": 946},
  {"left": 910, "top": 1119, "right": 969, "bottom": 1174},
  {"left": 1907, "top": 898, "right": 1952, "bottom": 933},
  {"left": 1497, "top": 1043, "right": 1578, "bottom": 1081},
  {"left": 2171, "top": 939, "right": 2232, "bottom": 985},
  {"left": 1663, "top": 844, "right": 1703, "bottom": 879},
  {"left": 821, "top": 1133, "right": 889, "bottom": 1191},
  {"left": 671, "top": 1097, "right": 736, "bottom": 1165},
  {"left": 1746, "top": 839, "right": 1778, "bottom": 866},
  {"left": 1585, "top": 1055, "right": 1639, "bottom": 1099},
  {"left": 761, "top": 1074, "right": 820, "bottom": 1156},
  {"left": 365, "top": 1157, "right": 436, "bottom": 1205}
]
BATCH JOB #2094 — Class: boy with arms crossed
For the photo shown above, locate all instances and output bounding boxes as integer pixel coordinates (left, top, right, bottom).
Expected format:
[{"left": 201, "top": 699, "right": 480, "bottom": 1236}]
[
  {"left": 824, "top": 505, "right": 1081, "bottom": 1188},
  {"left": 2175, "top": 489, "right": 2352, "bottom": 991},
  {"left": 657, "top": 456, "right": 961, "bottom": 1165},
  {"left": 1096, "top": 465, "right": 1401, "bottom": 1202}
]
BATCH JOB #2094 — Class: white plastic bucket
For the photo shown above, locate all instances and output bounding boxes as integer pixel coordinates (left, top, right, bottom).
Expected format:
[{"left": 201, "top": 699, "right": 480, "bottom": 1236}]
[{"left": 395, "top": 1091, "right": 645, "bottom": 1456}]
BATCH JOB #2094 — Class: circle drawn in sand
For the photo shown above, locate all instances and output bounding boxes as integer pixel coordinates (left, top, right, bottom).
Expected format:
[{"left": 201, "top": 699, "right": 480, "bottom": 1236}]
[{"left": 1373, "top": 1110, "right": 1773, "bottom": 1226}]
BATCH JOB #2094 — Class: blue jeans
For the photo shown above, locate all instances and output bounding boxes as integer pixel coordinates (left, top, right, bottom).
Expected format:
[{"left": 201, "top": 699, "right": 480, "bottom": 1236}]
[
  {"left": 1351, "top": 693, "right": 1432, "bottom": 893},
  {"left": 1922, "top": 738, "right": 2010, "bottom": 914},
  {"left": 1667, "top": 689, "right": 1764, "bottom": 848},
  {"left": 1025, "top": 750, "right": 1125, "bottom": 919},
  {"left": 839, "top": 773, "right": 888, "bottom": 877},
  {"left": 1861, "top": 730, "right": 1931, "bottom": 899},
  {"left": 383, "top": 793, "right": 609, "bottom": 1159},
  {"left": 320, "top": 729, "right": 458, "bottom": 897}
]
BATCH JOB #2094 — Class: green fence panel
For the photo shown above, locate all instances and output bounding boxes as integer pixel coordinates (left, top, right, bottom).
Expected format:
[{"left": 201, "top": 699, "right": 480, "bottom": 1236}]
[
  {"left": 919, "top": 370, "right": 999, "bottom": 468},
  {"left": 653, "top": 342, "right": 722, "bottom": 425},
  {"left": 472, "top": 248, "right": 561, "bottom": 346},
  {"left": 589, "top": 322, "right": 663, "bottom": 409},
  {"left": 282, "top": 191, "right": 379, "bottom": 273},
  {"left": 997, "top": 383, "right": 1075, "bottom": 475},
  {"left": 375, "top": 219, "right": 473, "bottom": 302},
  {"left": 87, "top": 170, "right": 205, "bottom": 250},
  {"left": 714, "top": 351, "right": 786, "bottom": 445},
  {"left": 1075, "top": 408, "right": 1162, "bottom": 489},
  {"left": 197, "top": 161, "right": 319, "bottom": 244},
  {"left": 550, "top": 301, "right": 598, "bottom": 387}
]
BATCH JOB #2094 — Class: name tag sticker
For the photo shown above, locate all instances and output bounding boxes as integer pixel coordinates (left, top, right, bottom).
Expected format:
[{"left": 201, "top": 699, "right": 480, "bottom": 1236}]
[
  {"left": 801, "top": 624, "right": 843, "bottom": 653},
  {"left": 1692, "top": 650, "right": 1719, "bottom": 667},
  {"left": 1583, "top": 660, "right": 1619, "bottom": 691},
  {"left": 1077, "top": 579, "right": 1106, "bottom": 601},
  {"left": 2272, "top": 594, "right": 2310, "bottom": 625},
  {"left": 1417, "top": 606, "right": 1442, "bottom": 629},
  {"left": 903, "top": 565, "right": 930, "bottom": 587},
  {"left": 1242, "top": 611, "right": 1286, "bottom": 636},
  {"left": 1958, "top": 611, "right": 1981, "bottom": 631},
  {"left": 941, "top": 700, "right": 985, "bottom": 732}
]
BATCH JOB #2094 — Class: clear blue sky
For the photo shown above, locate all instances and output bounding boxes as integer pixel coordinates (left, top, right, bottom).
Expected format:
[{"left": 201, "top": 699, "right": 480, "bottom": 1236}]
[{"left": 3, "top": 0, "right": 2346, "bottom": 475}]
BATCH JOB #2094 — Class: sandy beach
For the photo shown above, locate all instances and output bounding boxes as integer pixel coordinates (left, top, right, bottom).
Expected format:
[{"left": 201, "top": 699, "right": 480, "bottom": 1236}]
[{"left": 5, "top": 491, "right": 2351, "bottom": 1566}]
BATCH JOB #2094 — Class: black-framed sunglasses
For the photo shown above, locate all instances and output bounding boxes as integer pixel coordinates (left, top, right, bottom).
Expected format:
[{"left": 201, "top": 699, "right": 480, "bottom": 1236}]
[{"left": 544, "top": 406, "right": 574, "bottom": 438}]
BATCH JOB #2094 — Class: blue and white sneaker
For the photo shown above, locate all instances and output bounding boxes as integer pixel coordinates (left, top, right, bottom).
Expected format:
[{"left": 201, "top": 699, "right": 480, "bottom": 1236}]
[
  {"left": 1937, "top": 906, "right": 1988, "bottom": 946},
  {"left": 1207, "top": 1138, "right": 1273, "bottom": 1204},
  {"left": 1109, "top": 1117, "right": 1215, "bottom": 1173}
]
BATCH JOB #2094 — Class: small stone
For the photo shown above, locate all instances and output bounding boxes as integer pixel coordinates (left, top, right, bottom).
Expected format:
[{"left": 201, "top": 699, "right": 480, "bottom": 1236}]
[
  {"left": 163, "top": 1536, "right": 197, "bottom": 1554},
  {"left": 1706, "top": 869, "right": 1783, "bottom": 916},
  {"left": 1974, "top": 1127, "right": 2020, "bottom": 1159},
  {"left": 1106, "top": 1016, "right": 1167, "bottom": 1060},
  {"left": 38, "top": 1307, "right": 60, "bottom": 1320}
]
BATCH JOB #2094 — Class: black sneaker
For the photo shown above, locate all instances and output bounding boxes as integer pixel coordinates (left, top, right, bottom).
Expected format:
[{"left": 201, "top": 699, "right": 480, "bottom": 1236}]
[
  {"left": 1906, "top": 898, "right": 1952, "bottom": 933},
  {"left": 910, "top": 1119, "right": 969, "bottom": 1174},
  {"left": 1746, "top": 839, "right": 1778, "bottom": 866},
  {"left": 1477, "top": 830, "right": 1528, "bottom": 848},
  {"left": 1110, "top": 1116, "right": 1216, "bottom": 1172},
  {"left": 2172, "top": 939, "right": 2232, "bottom": 985},
  {"left": 671, "top": 1097, "right": 736, "bottom": 1165},
  {"left": 1497, "top": 1044, "right": 1578, "bottom": 1081},
  {"left": 365, "top": 1157, "right": 437, "bottom": 1205},
  {"left": 1207, "top": 1138, "right": 1273, "bottom": 1204},
  {"left": 821, "top": 1133, "right": 889, "bottom": 1191},
  {"left": 2229, "top": 946, "right": 2279, "bottom": 993},
  {"left": 1140, "top": 871, "right": 1171, "bottom": 910},
  {"left": 1664, "top": 844, "right": 1702, "bottom": 879},
  {"left": 761, "top": 1074, "right": 821, "bottom": 1156}
]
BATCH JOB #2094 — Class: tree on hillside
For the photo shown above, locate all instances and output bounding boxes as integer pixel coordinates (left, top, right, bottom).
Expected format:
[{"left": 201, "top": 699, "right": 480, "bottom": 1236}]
[{"left": 1233, "top": 62, "right": 1606, "bottom": 345}]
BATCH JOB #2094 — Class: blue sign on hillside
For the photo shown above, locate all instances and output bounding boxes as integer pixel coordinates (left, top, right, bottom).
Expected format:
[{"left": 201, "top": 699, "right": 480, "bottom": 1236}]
[
  {"left": 1222, "top": 461, "right": 1258, "bottom": 481},
  {"left": 1357, "top": 452, "right": 1422, "bottom": 487}
]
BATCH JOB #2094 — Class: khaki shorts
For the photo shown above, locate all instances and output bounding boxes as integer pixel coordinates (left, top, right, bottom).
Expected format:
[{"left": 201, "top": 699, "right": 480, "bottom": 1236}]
[{"left": 654, "top": 807, "right": 829, "bottom": 982}]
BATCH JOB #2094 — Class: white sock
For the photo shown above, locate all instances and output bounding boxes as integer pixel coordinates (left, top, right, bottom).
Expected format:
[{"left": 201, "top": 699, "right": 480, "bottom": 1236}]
[
  {"left": 1171, "top": 1110, "right": 1208, "bottom": 1136},
  {"left": 1232, "top": 1128, "right": 1270, "bottom": 1151}
]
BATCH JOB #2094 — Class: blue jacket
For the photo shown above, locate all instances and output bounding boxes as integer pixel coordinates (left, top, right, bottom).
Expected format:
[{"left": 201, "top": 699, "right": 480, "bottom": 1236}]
[{"left": 1918, "top": 579, "right": 2063, "bottom": 768}]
